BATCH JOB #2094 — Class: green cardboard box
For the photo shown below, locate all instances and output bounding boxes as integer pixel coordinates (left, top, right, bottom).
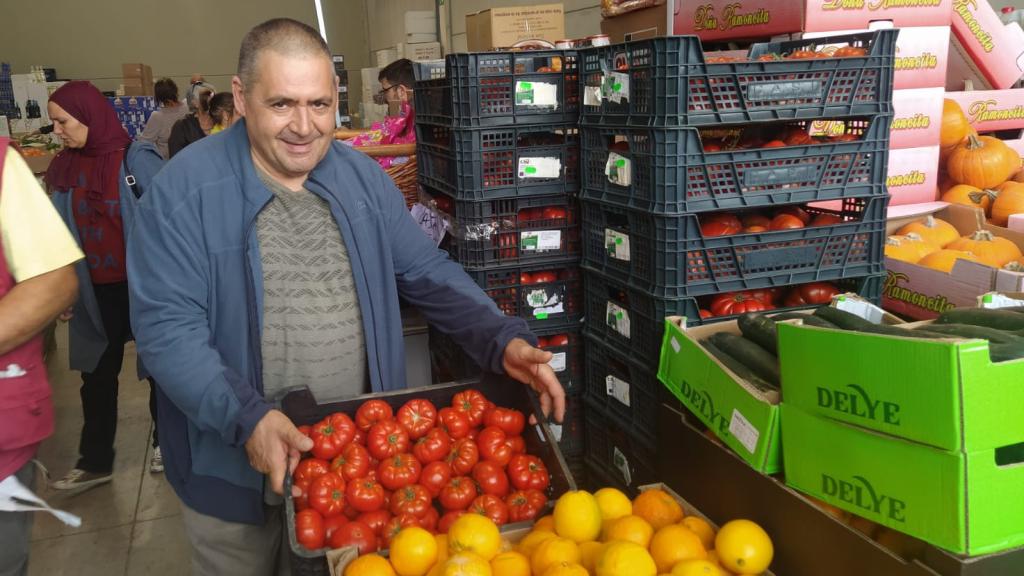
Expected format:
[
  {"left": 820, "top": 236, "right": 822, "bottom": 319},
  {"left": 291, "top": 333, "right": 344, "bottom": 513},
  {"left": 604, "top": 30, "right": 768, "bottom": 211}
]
[
  {"left": 781, "top": 403, "right": 1024, "bottom": 555},
  {"left": 777, "top": 320, "right": 1024, "bottom": 453},
  {"left": 657, "top": 316, "right": 782, "bottom": 474}
]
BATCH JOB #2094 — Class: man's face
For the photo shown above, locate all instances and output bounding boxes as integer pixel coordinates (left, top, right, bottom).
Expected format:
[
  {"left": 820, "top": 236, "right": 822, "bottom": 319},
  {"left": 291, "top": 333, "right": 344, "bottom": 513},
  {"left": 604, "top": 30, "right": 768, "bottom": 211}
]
[
  {"left": 233, "top": 50, "right": 337, "bottom": 188},
  {"left": 379, "top": 81, "right": 409, "bottom": 106}
]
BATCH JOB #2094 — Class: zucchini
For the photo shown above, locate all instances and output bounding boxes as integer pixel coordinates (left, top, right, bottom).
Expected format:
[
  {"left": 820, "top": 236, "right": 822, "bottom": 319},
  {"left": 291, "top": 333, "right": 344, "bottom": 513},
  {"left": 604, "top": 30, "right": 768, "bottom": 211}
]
[
  {"left": 699, "top": 338, "right": 777, "bottom": 393},
  {"left": 988, "top": 342, "right": 1024, "bottom": 363},
  {"left": 738, "top": 313, "right": 778, "bottom": 356},
  {"left": 771, "top": 311, "right": 839, "bottom": 329},
  {"left": 935, "top": 309, "right": 1024, "bottom": 331},
  {"left": 914, "top": 323, "right": 1024, "bottom": 345},
  {"left": 708, "top": 332, "right": 780, "bottom": 387},
  {"left": 813, "top": 306, "right": 876, "bottom": 331}
]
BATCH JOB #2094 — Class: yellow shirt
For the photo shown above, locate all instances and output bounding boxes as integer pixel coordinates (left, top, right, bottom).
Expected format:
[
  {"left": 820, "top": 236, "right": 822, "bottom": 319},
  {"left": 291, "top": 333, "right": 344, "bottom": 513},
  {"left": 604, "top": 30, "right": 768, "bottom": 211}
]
[{"left": 1, "top": 151, "right": 84, "bottom": 282}]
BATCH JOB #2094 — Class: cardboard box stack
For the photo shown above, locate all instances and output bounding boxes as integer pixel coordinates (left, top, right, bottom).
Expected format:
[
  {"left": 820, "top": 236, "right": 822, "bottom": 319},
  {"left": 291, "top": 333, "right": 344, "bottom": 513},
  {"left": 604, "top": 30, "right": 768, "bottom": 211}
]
[
  {"left": 413, "top": 48, "right": 585, "bottom": 476},
  {"left": 332, "top": 55, "right": 351, "bottom": 128},
  {"left": 121, "top": 62, "right": 153, "bottom": 97},
  {"left": 466, "top": 3, "right": 565, "bottom": 50}
]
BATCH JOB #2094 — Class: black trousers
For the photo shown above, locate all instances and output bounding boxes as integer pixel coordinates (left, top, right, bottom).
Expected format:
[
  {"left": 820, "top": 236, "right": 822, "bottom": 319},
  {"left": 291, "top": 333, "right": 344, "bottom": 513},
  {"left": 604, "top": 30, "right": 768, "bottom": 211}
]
[{"left": 76, "top": 282, "right": 160, "bottom": 473}]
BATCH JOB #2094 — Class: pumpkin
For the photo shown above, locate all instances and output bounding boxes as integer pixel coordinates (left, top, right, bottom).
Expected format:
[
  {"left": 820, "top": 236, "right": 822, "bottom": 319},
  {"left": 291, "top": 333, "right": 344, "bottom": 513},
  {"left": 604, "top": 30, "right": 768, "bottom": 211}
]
[
  {"left": 896, "top": 216, "right": 960, "bottom": 247},
  {"left": 946, "top": 230, "right": 1022, "bottom": 267},
  {"left": 940, "top": 184, "right": 993, "bottom": 215},
  {"left": 990, "top": 181, "right": 1024, "bottom": 227},
  {"left": 918, "top": 249, "right": 984, "bottom": 273},
  {"left": 884, "top": 233, "right": 939, "bottom": 264},
  {"left": 769, "top": 213, "right": 806, "bottom": 230},
  {"left": 946, "top": 134, "right": 1020, "bottom": 189},
  {"left": 940, "top": 99, "right": 971, "bottom": 149}
]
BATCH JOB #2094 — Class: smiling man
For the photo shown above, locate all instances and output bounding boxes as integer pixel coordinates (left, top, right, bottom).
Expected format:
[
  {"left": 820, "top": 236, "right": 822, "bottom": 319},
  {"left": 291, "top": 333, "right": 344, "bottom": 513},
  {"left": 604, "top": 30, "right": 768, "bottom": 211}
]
[{"left": 126, "top": 18, "right": 563, "bottom": 575}]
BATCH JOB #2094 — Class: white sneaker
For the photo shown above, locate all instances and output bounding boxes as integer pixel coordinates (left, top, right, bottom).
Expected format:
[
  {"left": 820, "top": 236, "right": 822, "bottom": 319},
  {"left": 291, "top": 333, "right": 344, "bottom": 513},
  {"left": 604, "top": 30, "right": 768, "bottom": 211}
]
[
  {"left": 51, "top": 468, "right": 112, "bottom": 491},
  {"left": 150, "top": 447, "right": 164, "bottom": 473}
]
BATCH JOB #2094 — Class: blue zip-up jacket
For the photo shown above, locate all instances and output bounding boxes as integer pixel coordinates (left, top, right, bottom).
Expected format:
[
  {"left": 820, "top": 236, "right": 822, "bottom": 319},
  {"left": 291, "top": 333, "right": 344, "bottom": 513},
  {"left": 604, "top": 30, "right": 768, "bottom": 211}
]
[
  {"left": 52, "top": 141, "right": 164, "bottom": 378},
  {"left": 126, "top": 121, "right": 534, "bottom": 524}
]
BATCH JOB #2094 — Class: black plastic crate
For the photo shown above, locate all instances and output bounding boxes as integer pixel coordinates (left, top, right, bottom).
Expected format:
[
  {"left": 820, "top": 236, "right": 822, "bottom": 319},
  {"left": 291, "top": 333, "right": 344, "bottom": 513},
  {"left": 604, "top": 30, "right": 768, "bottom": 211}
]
[
  {"left": 430, "top": 189, "right": 581, "bottom": 269},
  {"left": 579, "top": 30, "right": 896, "bottom": 127},
  {"left": 541, "top": 389, "right": 585, "bottom": 457},
  {"left": 581, "top": 195, "right": 888, "bottom": 299},
  {"left": 465, "top": 263, "right": 584, "bottom": 331},
  {"left": 417, "top": 122, "right": 580, "bottom": 200},
  {"left": 582, "top": 333, "right": 660, "bottom": 444},
  {"left": 579, "top": 115, "right": 891, "bottom": 214},
  {"left": 583, "top": 395, "right": 658, "bottom": 493},
  {"left": 585, "top": 270, "right": 885, "bottom": 361},
  {"left": 415, "top": 50, "right": 580, "bottom": 127}
]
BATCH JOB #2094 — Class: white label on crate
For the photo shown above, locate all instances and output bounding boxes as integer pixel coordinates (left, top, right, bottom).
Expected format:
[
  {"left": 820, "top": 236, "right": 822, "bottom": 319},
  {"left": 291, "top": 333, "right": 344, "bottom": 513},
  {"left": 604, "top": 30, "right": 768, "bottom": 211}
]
[
  {"left": 604, "top": 229, "right": 631, "bottom": 261},
  {"left": 606, "top": 302, "right": 632, "bottom": 339},
  {"left": 515, "top": 81, "right": 558, "bottom": 107},
  {"left": 834, "top": 296, "right": 886, "bottom": 324},
  {"left": 670, "top": 337, "right": 681, "bottom": 354},
  {"left": 548, "top": 423, "right": 564, "bottom": 443},
  {"left": 549, "top": 352, "right": 567, "bottom": 373},
  {"left": 527, "top": 289, "right": 564, "bottom": 317},
  {"left": 604, "top": 72, "right": 630, "bottom": 103},
  {"left": 519, "top": 157, "right": 561, "bottom": 179},
  {"left": 612, "top": 446, "right": 632, "bottom": 486},
  {"left": 521, "top": 230, "right": 561, "bottom": 252},
  {"left": 606, "top": 375, "right": 631, "bottom": 407},
  {"left": 605, "top": 152, "right": 632, "bottom": 187},
  {"left": 980, "top": 293, "right": 1024, "bottom": 309},
  {"left": 729, "top": 409, "right": 760, "bottom": 455},
  {"left": 584, "top": 84, "right": 602, "bottom": 106}
]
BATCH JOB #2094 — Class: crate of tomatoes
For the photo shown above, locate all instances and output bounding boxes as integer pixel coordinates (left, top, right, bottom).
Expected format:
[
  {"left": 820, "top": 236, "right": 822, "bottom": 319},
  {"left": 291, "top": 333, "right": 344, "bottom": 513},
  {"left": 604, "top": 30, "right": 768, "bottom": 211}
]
[
  {"left": 581, "top": 196, "right": 887, "bottom": 299},
  {"left": 580, "top": 29, "right": 896, "bottom": 127},
  {"left": 463, "top": 264, "right": 584, "bottom": 331},
  {"left": 282, "top": 377, "right": 576, "bottom": 576},
  {"left": 579, "top": 115, "right": 891, "bottom": 214}
]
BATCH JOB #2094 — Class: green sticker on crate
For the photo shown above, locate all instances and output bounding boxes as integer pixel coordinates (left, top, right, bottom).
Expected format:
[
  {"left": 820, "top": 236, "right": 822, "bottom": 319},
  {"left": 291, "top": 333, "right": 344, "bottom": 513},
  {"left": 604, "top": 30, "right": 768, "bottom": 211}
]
[
  {"left": 525, "top": 166, "right": 538, "bottom": 174},
  {"left": 520, "top": 82, "right": 533, "bottom": 90},
  {"left": 521, "top": 235, "right": 538, "bottom": 250},
  {"left": 536, "top": 312, "right": 549, "bottom": 320},
  {"left": 616, "top": 159, "right": 625, "bottom": 168}
]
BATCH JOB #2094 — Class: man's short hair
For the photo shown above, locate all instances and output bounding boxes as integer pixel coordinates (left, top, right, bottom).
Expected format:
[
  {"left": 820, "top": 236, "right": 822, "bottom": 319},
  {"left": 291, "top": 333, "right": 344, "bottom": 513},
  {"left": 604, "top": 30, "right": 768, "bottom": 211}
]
[
  {"left": 154, "top": 78, "right": 179, "bottom": 104},
  {"left": 378, "top": 59, "right": 416, "bottom": 89},
  {"left": 237, "top": 18, "right": 331, "bottom": 91}
]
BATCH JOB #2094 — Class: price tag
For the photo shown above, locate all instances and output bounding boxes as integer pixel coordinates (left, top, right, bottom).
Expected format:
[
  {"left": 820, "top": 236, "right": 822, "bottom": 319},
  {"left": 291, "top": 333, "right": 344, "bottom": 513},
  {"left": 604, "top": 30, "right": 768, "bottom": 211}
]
[
  {"left": 584, "top": 84, "right": 602, "bottom": 106},
  {"left": 548, "top": 352, "right": 567, "bottom": 372},
  {"left": 980, "top": 292, "right": 1024, "bottom": 309},
  {"left": 606, "top": 375, "right": 631, "bottom": 407},
  {"left": 527, "top": 289, "right": 564, "bottom": 317},
  {"left": 519, "top": 157, "right": 562, "bottom": 179},
  {"left": 729, "top": 409, "right": 761, "bottom": 454},
  {"left": 521, "top": 230, "right": 561, "bottom": 252},
  {"left": 605, "top": 152, "right": 631, "bottom": 186},
  {"left": 603, "top": 72, "right": 630, "bottom": 103},
  {"left": 606, "top": 302, "right": 631, "bottom": 339},
  {"left": 604, "top": 229, "right": 631, "bottom": 261},
  {"left": 612, "top": 447, "right": 632, "bottom": 486},
  {"left": 516, "top": 81, "right": 558, "bottom": 107},
  {"left": 834, "top": 295, "right": 886, "bottom": 324},
  {"left": 548, "top": 423, "right": 564, "bottom": 442},
  {"left": 670, "top": 336, "right": 681, "bottom": 354}
]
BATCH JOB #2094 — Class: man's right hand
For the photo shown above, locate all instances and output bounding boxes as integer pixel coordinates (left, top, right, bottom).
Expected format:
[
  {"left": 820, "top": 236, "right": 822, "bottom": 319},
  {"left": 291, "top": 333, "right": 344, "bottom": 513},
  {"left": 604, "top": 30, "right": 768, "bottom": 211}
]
[{"left": 245, "top": 409, "right": 313, "bottom": 496}]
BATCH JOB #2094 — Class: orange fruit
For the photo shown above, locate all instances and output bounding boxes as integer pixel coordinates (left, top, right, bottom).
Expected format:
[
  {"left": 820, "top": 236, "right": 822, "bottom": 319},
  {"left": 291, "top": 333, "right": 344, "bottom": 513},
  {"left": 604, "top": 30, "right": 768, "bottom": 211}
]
[
  {"left": 541, "top": 562, "right": 589, "bottom": 576},
  {"left": 705, "top": 551, "right": 723, "bottom": 570},
  {"left": 632, "top": 489, "right": 684, "bottom": 530},
  {"left": 449, "top": 514, "right": 501, "bottom": 561},
  {"left": 603, "top": 515, "right": 654, "bottom": 547},
  {"left": 595, "top": 541, "right": 657, "bottom": 576},
  {"left": 681, "top": 517, "right": 716, "bottom": 551},
  {"left": 491, "top": 551, "right": 530, "bottom": 576},
  {"left": 531, "top": 536, "right": 580, "bottom": 575},
  {"left": 554, "top": 491, "right": 603, "bottom": 543},
  {"left": 578, "top": 541, "right": 604, "bottom": 574},
  {"left": 345, "top": 554, "right": 397, "bottom": 576},
  {"left": 594, "top": 487, "right": 633, "bottom": 520},
  {"left": 391, "top": 527, "right": 440, "bottom": 576},
  {"left": 435, "top": 535, "right": 450, "bottom": 564},
  {"left": 518, "top": 530, "right": 557, "bottom": 557},
  {"left": 649, "top": 524, "right": 707, "bottom": 573},
  {"left": 714, "top": 520, "right": 773, "bottom": 575},
  {"left": 442, "top": 552, "right": 493, "bottom": 576},
  {"left": 534, "top": 515, "right": 556, "bottom": 533},
  {"left": 670, "top": 560, "right": 722, "bottom": 576}
]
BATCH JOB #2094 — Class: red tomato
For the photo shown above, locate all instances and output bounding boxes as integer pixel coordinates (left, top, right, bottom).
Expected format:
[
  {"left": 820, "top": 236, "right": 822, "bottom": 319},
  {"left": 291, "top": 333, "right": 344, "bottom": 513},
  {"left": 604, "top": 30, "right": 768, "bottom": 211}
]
[
  {"left": 699, "top": 309, "right": 712, "bottom": 319},
  {"left": 420, "top": 461, "right": 452, "bottom": 497},
  {"left": 383, "top": 514, "right": 422, "bottom": 546},
  {"left": 309, "top": 471, "right": 347, "bottom": 518},
  {"left": 419, "top": 506, "right": 439, "bottom": 533},
  {"left": 476, "top": 426, "right": 513, "bottom": 467},
  {"left": 297, "top": 424, "right": 312, "bottom": 439},
  {"left": 547, "top": 334, "right": 569, "bottom": 347},
  {"left": 295, "top": 508, "right": 325, "bottom": 550},
  {"left": 345, "top": 478, "right": 385, "bottom": 513},
  {"left": 323, "top": 515, "right": 348, "bottom": 541},
  {"left": 472, "top": 460, "right": 510, "bottom": 498},
  {"left": 357, "top": 509, "right": 392, "bottom": 540},
  {"left": 775, "top": 205, "right": 811, "bottom": 224},
  {"left": 507, "top": 436, "right": 526, "bottom": 454},
  {"left": 541, "top": 207, "right": 568, "bottom": 221},
  {"left": 519, "top": 208, "right": 543, "bottom": 221},
  {"left": 355, "top": 399, "right": 394, "bottom": 433},
  {"left": 396, "top": 399, "right": 437, "bottom": 440},
  {"left": 519, "top": 272, "right": 533, "bottom": 285},
  {"left": 536, "top": 336, "right": 549, "bottom": 348},
  {"left": 412, "top": 428, "right": 451, "bottom": 465},
  {"left": 783, "top": 282, "right": 840, "bottom": 307},
  {"left": 437, "top": 407, "right": 470, "bottom": 440},
  {"left": 378, "top": 453, "right": 422, "bottom": 491},
  {"left": 484, "top": 408, "right": 526, "bottom": 436},
  {"left": 703, "top": 140, "right": 723, "bottom": 152},
  {"left": 466, "top": 428, "right": 479, "bottom": 442},
  {"left": 352, "top": 429, "right": 366, "bottom": 446},
  {"left": 709, "top": 292, "right": 775, "bottom": 317},
  {"left": 507, "top": 454, "right": 550, "bottom": 492},
  {"left": 367, "top": 420, "right": 410, "bottom": 460},
  {"left": 331, "top": 443, "right": 371, "bottom": 482},
  {"left": 701, "top": 213, "right": 742, "bottom": 237},
  {"left": 328, "top": 520, "right": 377, "bottom": 554},
  {"left": 769, "top": 213, "right": 806, "bottom": 231},
  {"left": 439, "top": 476, "right": 478, "bottom": 511},
  {"left": 310, "top": 413, "right": 356, "bottom": 461},
  {"left": 447, "top": 438, "right": 480, "bottom": 476},
  {"left": 293, "top": 476, "right": 313, "bottom": 512},
  {"left": 761, "top": 140, "right": 786, "bottom": 148},
  {"left": 744, "top": 289, "right": 779, "bottom": 305},
  {"left": 438, "top": 510, "right": 465, "bottom": 533},
  {"left": 506, "top": 489, "right": 547, "bottom": 523},
  {"left": 742, "top": 214, "right": 772, "bottom": 229},
  {"left": 470, "top": 494, "right": 510, "bottom": 526},
  {"left": 389, "top": 484, "right": 432, "bottom": 518},
  {"left": 810, "top": 213, "right": 842, "bottom": 227},
  {"left": 295, "top": 458, "right": 331, "bottom": 485},
  {"left": 451, "top": 389, "right": 489, "bottom": 427},
  {"left": 530, "top": 271, "right": 558, "bottom": 284}
]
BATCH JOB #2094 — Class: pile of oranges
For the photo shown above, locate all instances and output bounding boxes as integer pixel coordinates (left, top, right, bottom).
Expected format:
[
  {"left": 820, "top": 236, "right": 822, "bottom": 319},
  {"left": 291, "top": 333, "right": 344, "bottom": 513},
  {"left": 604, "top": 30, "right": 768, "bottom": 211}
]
[{"left": 344, "top": 487, "right": 773, "bottom": 576}]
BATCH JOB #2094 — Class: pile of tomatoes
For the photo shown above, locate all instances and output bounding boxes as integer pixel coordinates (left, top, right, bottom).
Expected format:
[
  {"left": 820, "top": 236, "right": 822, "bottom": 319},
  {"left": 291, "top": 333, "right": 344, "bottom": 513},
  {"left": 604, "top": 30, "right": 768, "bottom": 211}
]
[
  {"left": 291, "top": 390, "right": 553, "bottom": 552},
  {"left": 697, "top": 282, "right": 841, "bottom": 318},
  {"left": 704, "top": 43, "right": 868, "bottom": 64},
  {"left": 701, "top": 124, "right": 860, "bottom": 152},
  {"left": 700, "top": 204, "right": 843, "bottom": 237}
]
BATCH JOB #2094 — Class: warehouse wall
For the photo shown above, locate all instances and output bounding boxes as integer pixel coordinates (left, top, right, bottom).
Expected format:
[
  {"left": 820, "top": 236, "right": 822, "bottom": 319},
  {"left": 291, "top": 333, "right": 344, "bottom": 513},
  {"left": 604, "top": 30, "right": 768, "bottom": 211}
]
[{"left": 447, "top": 0, "right": 602, "bottom": 52}]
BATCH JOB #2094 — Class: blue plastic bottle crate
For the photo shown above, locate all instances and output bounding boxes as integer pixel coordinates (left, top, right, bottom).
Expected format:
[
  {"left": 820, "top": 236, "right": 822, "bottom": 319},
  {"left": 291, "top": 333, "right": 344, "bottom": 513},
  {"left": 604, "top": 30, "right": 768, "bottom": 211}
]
[
  {"left": 579, "top": 30, "right": 896, "bottom": 127},
  {"left": 580, "top": 115, "right": 890, "bottom": 214}
]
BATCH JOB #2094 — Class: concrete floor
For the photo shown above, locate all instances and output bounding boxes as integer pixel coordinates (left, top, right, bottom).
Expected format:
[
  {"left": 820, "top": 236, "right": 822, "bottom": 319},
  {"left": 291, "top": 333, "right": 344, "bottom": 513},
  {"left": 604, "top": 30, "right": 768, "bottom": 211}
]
[{"left": 28, "top": 325, "right": 189, "bottom": 576}]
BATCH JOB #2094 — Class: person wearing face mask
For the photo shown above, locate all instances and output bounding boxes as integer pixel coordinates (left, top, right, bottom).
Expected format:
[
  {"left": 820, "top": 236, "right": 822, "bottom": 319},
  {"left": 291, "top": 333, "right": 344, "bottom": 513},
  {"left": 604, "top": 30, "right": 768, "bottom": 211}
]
[{"left": 45, "top": 81, "right": 166, "bottom": 492}]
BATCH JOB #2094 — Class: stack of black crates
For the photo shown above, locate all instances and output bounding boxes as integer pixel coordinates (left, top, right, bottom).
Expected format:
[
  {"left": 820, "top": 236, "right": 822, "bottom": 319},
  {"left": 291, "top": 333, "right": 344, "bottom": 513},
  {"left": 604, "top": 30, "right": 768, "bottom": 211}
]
[
  {"left": 414, "top": 51, "right": 587, "bottom": 478},
  {"left": 576, "top": 31, "right": 897, "bottom": 493}
]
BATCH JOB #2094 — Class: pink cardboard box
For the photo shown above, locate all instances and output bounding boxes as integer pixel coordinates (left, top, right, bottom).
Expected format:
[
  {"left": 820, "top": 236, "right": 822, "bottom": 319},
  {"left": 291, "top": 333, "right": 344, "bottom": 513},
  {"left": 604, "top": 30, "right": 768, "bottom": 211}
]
[
  {"left": 948, "top": 0, "right": 1024, "bottom": 90},
  {"left": 886, "top": 145, "right": 940, "bottom": 206},
  {"left": 891, "top": 87, "right": 943, "bottom": 149},
  {"left": 946, "top": 88, "right": 1024, "bottom": 132},
  {"left": 601, "top": 0, "right": 803, "bottom": 43},
  {"left": 802, "top": 25, "right": 949, "bottom": 90},
  {"left": 804, "top": 0, "right": 952, "bottom": 33}
]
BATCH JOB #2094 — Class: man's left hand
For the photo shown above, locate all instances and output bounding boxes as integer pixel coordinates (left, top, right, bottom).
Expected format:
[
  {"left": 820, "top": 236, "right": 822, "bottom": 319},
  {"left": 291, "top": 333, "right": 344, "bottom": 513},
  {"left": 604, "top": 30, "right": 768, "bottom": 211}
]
[{"left": 502, "top": 338, "right": 565, "bottom": 423}]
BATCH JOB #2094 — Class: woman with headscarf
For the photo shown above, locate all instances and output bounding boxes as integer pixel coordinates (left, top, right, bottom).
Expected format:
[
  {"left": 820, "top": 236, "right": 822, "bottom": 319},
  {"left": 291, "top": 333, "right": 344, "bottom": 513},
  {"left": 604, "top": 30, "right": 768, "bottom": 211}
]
[{"left": 44, "top": 81, "right": 165, "bottom": 491}]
